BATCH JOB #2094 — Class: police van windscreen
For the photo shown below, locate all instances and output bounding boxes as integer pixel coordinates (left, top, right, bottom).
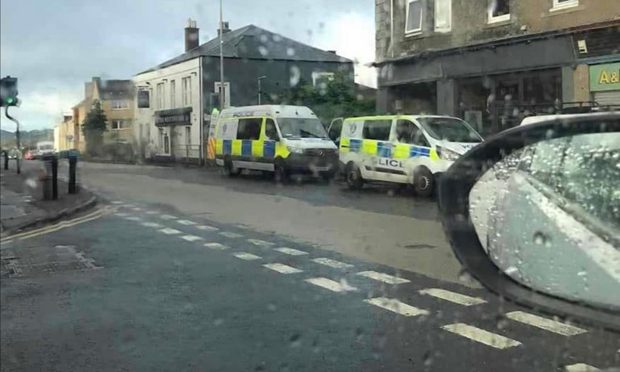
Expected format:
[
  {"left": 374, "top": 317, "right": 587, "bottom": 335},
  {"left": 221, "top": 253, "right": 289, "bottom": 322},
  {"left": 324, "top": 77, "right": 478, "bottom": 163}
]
[
  {"left": 418, "top": 117, "right": 482, "bottom": 143},
  {"left": 278, "top": 118, "right": 329, "bottom": 139}
]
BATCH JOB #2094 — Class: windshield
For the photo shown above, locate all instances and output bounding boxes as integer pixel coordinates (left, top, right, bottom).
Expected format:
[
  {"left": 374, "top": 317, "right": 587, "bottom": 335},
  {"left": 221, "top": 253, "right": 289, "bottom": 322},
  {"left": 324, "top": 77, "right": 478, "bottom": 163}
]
[
  {"left": 418, "top": 117, "right": 482, "bottom": 143},
  {"left": 277, "top": 118, "right": 328, "bottom": 139},
  {"left": 2, "top": 1, "right": 618, "bottom": 371}
]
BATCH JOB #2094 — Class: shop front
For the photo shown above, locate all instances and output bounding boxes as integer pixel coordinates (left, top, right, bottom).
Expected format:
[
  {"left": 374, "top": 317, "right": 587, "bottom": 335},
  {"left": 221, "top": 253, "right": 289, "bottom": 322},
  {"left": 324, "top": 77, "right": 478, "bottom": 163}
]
[
  {"left": 589, "top": 62, "right": 620, "bottom": 107},
  {"left": 154, "top": 107, "right": 193, "bottom": 160}
]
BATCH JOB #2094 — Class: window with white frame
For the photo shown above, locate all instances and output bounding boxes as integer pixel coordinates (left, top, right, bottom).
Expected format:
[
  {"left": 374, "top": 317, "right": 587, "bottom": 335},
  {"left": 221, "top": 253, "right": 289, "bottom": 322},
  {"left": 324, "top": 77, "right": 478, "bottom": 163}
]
[
  {"left": 488, "top": 0, "right": 510, "bottom": 24},
  {"left": 312, "top": 72, "right": 335, "bottom": 87},
  {"left": 185, "top": 126, "right": 191, "bottom": 145},
  {"left": 182, "top": 77, "right": 192, "bottom": 106},
  {"left": 111, "top": 120, "right": 126, "bottom": 130},
  {"left": 156, "top": 83, "right": 165, "bottom": 109},
  {"left": 111, "top": 100, "right": 129, "bottom": 110},
  {"left": 170, "top": 80, "right": 176, "bottom": 109},
  {"left": 434, "top": 0, "right": 451, "bottom": 32},
  {"left": 552, "top": 0, "right": 578, "bottom": 10},
  {"left": 405, "top": 0, "right": 423, "bottom": 34}
]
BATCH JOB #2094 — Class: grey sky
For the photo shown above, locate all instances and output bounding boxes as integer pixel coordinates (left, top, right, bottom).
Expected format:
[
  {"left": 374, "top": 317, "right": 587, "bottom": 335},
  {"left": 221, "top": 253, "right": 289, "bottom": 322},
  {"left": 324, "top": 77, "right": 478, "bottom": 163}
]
[{"left": 0, "top": 0, "right": 375, "bottom": 131}]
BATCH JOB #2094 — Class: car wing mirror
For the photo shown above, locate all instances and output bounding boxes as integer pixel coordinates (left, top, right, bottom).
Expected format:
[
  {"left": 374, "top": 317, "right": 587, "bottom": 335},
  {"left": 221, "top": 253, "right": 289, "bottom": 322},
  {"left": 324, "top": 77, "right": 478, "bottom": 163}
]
[{"left": 438, "top": 113, "right": 620, "bottom": 332}]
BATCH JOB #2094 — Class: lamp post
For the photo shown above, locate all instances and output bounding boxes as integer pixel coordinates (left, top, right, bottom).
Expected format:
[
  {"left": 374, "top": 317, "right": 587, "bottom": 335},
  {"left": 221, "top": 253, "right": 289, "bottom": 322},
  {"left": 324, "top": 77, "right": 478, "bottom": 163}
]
[
  {"left": 257, "top": 76, "right": 267, "bottom": 105},
  {"left": 219, "top": 0, "right": 225, "bottom": 110}
]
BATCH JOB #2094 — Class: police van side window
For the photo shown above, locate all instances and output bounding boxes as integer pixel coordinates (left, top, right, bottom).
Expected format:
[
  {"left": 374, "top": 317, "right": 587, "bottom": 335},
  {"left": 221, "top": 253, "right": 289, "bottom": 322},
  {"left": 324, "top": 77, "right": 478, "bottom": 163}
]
[
  {"left": 237, "top": 118, "right": 262, "bottom": 140},
  {"left": 396, "top": 120, "right": 430, "bottom": 147},
  {"left": 363, "top": 120, "right": 391, "bottom": 141},
  {"left": 265, "top": 119, "right": 279, "bottom": 140}
]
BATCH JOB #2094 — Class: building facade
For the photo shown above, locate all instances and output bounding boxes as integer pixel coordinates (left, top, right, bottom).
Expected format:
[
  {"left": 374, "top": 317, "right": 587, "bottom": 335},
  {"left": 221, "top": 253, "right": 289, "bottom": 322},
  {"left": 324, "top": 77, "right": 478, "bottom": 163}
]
[
  {"left": 133, "top": 20, "right": 354, "bottom": 163},
  {"left": 375, "top": 0, "right": 620, "bottom": 135},
  {"left": 72, "top": 77, "right": 135, "bottom": 153},
  {"left": 53, "top": 114, "right": 75, "bottom": 151}
]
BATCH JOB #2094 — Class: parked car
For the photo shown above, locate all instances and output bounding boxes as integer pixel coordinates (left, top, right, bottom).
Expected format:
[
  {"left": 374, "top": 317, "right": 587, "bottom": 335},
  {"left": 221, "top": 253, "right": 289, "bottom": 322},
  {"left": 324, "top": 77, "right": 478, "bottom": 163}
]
[
  {"left": 338, "top": 115, "right": 483, "bottom": 196},
  {"left": 213, "top": 105, "right": 339, "bottom": 182}
]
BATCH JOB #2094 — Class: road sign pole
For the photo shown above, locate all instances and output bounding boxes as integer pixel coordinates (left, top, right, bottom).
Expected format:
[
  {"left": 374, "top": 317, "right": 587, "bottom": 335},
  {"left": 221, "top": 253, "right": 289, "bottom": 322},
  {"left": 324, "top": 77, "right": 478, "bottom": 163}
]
[{"left": 4, "top": 106, "right": 21, "bottom": 174}]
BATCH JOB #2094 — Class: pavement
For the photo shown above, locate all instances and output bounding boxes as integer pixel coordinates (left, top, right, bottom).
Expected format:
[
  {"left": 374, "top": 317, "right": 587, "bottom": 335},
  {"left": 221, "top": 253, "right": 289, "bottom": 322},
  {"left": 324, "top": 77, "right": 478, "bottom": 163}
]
[
  {"left": 0, "top": 162, "right": 96, "bottom": 237},
  {"left": 1, "top": 161, "right": 618, "bottom": 371}
]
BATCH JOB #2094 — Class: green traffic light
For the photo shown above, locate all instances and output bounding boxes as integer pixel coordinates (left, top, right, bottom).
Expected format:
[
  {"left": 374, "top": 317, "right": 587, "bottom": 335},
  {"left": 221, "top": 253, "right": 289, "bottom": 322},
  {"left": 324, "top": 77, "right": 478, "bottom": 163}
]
[{"left": 6, "top": 97, "right": 15, "bottom": 104}]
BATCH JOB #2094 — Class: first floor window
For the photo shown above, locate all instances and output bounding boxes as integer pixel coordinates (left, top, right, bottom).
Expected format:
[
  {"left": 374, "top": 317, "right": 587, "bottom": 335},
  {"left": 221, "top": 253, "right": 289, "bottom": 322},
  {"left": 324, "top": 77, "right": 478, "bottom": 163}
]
[
  {"left": 434, "top": 0, "right": 451, "bottom": 33},
  {"left": 488, "top": 0, "right": 510, "bottom": 23},
  {"left": 185, "top": 126, "right": 191, "bottom": 145},
  {"left": 552, "top": 0, "right": 578, "bottom": 10},
  {"left": 111, "top": 120, "right": 126, "bottom": 130},
  {"left": 405, "top": 0, "right": 423, "bottom": 34}
]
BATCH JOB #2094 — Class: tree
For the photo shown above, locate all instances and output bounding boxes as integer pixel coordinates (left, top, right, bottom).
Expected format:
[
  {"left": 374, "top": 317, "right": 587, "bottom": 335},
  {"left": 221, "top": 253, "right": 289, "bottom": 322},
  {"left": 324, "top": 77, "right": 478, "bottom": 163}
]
[
  {"left": 281, "top": 72, "right": 375, "bottom": 125},
  {"left": 82, "top": 100, "right": 107, "bottom": 156}
]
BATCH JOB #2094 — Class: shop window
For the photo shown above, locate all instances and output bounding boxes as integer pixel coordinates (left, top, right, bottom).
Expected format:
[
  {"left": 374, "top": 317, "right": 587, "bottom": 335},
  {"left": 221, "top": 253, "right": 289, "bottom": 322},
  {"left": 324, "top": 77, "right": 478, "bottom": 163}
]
[
  {"left": 363, "top": 120, "right": 392, "bottom": 141},
  {"left": 434, "top": 0, "right": 451, "bottom": 33},
  {"left": 552, "top": 0, "right": 578, "bottom": 11},
  {"left": 405, "top": 0, "right": 423, "bottom": 34},
  {"left": 488, "top": 0, "right": 510, "bottom": 24},
  {"left": 237, "top": 118, "right": 262, "bottom": 140}
]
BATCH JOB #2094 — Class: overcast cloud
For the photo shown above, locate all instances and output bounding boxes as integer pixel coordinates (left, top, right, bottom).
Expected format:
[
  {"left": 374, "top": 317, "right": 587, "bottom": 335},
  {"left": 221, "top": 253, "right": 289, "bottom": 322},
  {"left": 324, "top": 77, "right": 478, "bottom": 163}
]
[{"left": 0, "top": 0, "right": 376, "bottom": 131}]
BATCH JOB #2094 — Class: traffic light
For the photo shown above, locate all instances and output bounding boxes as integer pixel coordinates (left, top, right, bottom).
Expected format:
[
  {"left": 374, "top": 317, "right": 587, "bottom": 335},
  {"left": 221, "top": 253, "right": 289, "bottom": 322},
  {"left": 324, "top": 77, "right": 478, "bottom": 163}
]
[{"left": 0, "top": 76, "right": 19, "bottom": 107}]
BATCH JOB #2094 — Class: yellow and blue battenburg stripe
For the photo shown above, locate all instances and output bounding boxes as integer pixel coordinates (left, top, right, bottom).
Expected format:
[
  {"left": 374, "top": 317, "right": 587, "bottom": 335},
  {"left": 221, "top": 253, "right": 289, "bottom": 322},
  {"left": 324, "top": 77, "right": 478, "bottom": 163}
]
[
  {"left": 341, "top": 139, "right": 437, "bottom": 159},
  {"left": 216, "top": 139, "right": 284, "bottom": 159}
]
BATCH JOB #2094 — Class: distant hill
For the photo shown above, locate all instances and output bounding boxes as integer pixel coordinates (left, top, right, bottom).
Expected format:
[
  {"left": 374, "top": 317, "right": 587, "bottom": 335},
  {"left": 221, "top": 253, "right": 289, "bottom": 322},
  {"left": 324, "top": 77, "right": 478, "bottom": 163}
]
[{"left": 1, "top": 128, "right": 54, "bottom": 149}]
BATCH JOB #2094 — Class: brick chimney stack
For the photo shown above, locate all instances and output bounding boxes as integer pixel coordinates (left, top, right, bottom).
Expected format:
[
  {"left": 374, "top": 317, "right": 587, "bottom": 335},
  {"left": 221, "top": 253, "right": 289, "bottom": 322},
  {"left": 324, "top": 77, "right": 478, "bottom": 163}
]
[{"left": 185, "top": 18, "right": 199, "bottom": 52}]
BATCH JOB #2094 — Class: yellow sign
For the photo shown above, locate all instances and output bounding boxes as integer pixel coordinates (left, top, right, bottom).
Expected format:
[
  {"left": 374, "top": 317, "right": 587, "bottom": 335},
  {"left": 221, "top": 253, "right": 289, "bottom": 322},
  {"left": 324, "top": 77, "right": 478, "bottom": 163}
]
[{"left": 590, "top": 62, "right": 620, "bottom": 92}]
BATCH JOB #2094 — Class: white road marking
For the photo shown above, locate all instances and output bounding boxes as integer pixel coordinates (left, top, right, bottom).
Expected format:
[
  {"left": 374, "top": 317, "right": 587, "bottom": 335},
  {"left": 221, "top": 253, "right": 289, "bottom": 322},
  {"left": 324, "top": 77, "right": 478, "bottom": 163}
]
[
  {"left": 160, "top": 214, "right": 178, "bottom": 220},
  {"left": 419, "top": 288, "right": 487, "bottom": 306},
  {"left": 111, "top": 201, "right": 124, "bottom": 204},
  {"left": 275, "top": 247, "right": 308, "bottom": 256},
  {"left": 145, "top": 210, "right": 158, "bottom": 215},
  {"left": 141, "top": 222, "right": 163, "bottom": 228},
  {"left": 357, "top": 271, "right": 410, "bottom": 285},
  {"left": 196, "top": 225, "right": 219, "bottom": 231},
  {"left": 505, "top": 311, "right": 587, "bottom": 336},
  {"left": 219, "top": 231, "right": 243, "bottom": 238},
  {"left": 131, "top": 207, "right": 143, "bottom": 211},
  {"left": 159, "top": 228, "right": 182, "bottom": 235},
  {"left": 233, "top": 252, "right": 262, "bottom": 261},
  {"left": 248, "top": 239, "right": 274, "bottom": 247},
  {"left": 181, "top": 235, "right": 203, "bottom": 242},
  {"left": 204, "top": 242, "right": 229, "bottom": 250},
  {"left": 364, "top": 297, "right": 429, "bottom": 317},
  {"left": 177, "top": 219, "right": 196, "bottom": 225},
  {"left": 564, "top": 363, "right": 600, "bottom": 372},
  {"left": 305, "top": 277, "right": 358, "bottom": 293},
  {"left": 312, "top": 257, "right": 354, "bottom": 269},
  {"left": 441, "top": 323, "right": 522, "bottom": 349},
  {"left": 263, "top": 263, "right": 303, "bottom": 274},
  {"left": 124, "top": 216, "right": 142, "bottom": 222},
  {"left": 114, "top": 212, "right": 130, "bottom": 217}
]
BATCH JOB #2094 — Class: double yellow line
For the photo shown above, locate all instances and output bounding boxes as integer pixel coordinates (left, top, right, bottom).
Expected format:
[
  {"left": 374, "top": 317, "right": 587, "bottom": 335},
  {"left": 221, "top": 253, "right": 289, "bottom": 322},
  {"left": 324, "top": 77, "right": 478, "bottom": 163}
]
[{"left": 0, "top": 206, "right": 113, "bottom": 245}]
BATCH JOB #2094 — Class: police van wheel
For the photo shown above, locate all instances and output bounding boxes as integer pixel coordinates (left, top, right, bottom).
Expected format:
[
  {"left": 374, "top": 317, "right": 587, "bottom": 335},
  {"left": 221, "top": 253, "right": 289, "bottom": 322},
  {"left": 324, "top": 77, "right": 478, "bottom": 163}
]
[
  {"left": 345, "top": 163, "right": 363, "bottom": 190},
  {"left": 274, "top": 163, "right": 289, "bottom": 184},
  {"left": 224, "top": 159, "right": 241, "bottom": 177},
  {"left": 413, "top": 167, "right": 434, "bottom": 197}
]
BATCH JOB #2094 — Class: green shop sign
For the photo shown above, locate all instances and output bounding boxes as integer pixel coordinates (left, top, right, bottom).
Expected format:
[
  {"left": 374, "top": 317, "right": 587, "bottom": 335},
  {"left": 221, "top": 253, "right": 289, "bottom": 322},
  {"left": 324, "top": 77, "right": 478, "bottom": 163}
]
[{"left": 589, "top": 62, "right": 620, "bottom": 92}]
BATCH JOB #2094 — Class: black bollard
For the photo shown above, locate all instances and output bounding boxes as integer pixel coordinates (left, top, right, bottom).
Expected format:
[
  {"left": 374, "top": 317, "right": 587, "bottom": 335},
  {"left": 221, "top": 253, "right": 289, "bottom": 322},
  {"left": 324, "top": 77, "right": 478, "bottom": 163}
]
[
  {"left": 2, "top": 151, "right": 7, "bottom": 170},
  {"left": 51, "top": 156, "right": 58, "bottom": 200},
  {"left": 42, "top": 155, "right": 53, "bottom": 200},
  {"left": 68, "top": 155, "right": 78, "bottom": 194}
]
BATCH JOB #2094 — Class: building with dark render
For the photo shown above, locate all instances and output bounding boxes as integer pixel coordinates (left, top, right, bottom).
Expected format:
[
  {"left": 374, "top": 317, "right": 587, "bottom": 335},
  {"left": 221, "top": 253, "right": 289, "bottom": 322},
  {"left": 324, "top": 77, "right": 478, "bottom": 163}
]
[
  {"left": 375, "top": 0, "right": 619, "bottom": 135},
  {"left": 133, "top": 20, "right": 353, "bottom": 163}
]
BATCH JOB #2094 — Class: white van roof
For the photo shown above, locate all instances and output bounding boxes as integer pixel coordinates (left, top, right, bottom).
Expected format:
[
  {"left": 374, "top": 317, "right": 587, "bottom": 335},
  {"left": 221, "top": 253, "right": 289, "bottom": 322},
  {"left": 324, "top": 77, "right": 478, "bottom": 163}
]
[{"left": 219, "top": 105, "right": 317, "bottom": 119}]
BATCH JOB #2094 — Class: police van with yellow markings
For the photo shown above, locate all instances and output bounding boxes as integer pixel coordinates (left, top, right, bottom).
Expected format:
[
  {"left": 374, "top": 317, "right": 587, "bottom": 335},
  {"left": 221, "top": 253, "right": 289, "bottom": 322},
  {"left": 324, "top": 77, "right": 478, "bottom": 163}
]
[
  {"left": 337, "top": 115, "right": 483, "bottom": 196},
  {"left": 214, "top": 105, "right": 339, "bottom": 181}
]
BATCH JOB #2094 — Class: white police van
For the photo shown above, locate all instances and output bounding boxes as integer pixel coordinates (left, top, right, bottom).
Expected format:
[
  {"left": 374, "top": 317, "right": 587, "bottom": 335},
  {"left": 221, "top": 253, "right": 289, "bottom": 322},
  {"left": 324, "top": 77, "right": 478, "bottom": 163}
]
[{"left": 337, "top": 115, "right": 483, "bottom": 196}]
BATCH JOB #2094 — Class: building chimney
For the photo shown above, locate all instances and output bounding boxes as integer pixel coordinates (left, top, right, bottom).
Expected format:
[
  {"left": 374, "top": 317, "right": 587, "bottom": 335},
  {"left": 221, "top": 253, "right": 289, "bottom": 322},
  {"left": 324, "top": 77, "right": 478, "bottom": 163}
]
[
  {"left": 217, "top": 21, "right": 231, "bottom": 37},
  {"left": 185, "top": 18, "right": 199, "bottom": 52}
]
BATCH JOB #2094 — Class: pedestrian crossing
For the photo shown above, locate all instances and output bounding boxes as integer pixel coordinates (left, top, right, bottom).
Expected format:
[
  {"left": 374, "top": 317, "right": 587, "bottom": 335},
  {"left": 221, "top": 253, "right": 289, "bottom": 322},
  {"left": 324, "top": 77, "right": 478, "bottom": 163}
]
[{"left": 109, "top": 202, "right": 603, "bottom": 369}]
